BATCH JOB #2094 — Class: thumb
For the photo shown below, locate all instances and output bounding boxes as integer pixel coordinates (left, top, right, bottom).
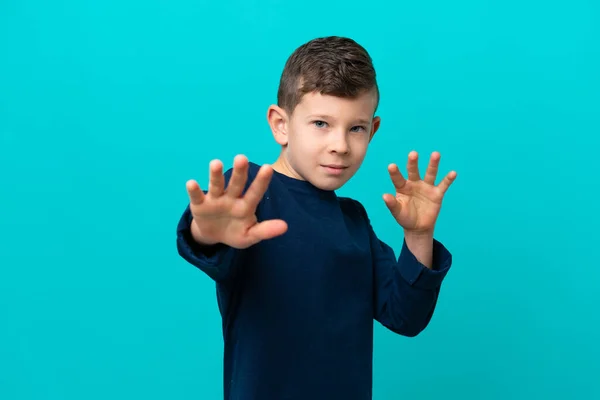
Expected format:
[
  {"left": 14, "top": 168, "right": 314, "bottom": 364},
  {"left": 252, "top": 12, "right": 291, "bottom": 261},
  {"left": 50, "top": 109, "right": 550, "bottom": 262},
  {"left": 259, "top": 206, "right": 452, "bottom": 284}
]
[
  {"left": 383, "top": 194, "right": 402, "bottom": 219},
  {"left": 247, "top": 219, "right": 288, "bottom": 243}
]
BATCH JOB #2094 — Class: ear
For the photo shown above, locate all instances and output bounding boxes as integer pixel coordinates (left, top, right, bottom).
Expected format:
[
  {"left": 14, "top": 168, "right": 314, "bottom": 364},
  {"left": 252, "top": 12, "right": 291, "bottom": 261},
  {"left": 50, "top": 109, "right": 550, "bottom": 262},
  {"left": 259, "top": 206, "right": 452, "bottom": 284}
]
[
  {"left": 267, "top": 105, "right": 289, "bottom": 146},
  {"left": 369, "top": 116, "right": 381, "bottom": 142}
]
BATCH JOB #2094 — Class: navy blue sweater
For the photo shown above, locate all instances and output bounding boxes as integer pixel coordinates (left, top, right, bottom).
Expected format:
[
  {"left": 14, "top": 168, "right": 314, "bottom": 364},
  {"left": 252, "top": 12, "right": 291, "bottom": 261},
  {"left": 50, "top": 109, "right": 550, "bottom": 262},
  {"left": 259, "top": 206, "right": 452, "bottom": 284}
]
[{"left": 176, "top": 162, "right": 452, "bottom": 400}]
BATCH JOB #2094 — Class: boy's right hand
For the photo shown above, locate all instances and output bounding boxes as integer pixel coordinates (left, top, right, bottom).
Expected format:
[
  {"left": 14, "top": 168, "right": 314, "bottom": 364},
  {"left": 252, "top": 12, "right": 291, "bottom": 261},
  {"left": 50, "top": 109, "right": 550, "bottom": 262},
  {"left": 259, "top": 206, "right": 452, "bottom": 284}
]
[{"left": 186, "top": 155, "right": 288, "bottom": 249}]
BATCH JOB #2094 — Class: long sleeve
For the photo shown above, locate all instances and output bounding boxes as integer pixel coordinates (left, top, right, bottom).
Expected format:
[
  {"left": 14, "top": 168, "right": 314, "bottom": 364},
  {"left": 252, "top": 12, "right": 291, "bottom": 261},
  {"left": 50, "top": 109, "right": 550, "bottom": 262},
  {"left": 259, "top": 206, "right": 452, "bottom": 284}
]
[
  {"left": 176, "top": 204, "right": 241, "bottom": 282},
  {"left": 175, "top": 166, "right": 255, "bottom": 282},
  {"left": 358, "top": 203, "right": 453, "bottom": 337}
]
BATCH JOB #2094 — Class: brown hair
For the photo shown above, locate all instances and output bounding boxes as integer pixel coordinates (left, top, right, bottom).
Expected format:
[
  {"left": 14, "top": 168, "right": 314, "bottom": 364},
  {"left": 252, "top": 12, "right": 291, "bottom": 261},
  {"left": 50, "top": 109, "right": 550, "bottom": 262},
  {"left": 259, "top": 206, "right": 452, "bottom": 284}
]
[{"left": 277, "top": 36, "right": 379, "bottom": 114}]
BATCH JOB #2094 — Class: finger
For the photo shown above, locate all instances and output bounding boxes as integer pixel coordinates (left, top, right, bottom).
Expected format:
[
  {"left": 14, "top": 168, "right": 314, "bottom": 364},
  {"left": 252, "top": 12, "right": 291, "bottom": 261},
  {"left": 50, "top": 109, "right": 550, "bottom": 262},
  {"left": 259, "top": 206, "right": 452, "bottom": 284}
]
[
  {"left": 226, "top": 155, "right": 249, "bottom": 198},
  {"left": 424, "top": 152, "right": 440, "bottom": 185},
  {"left": 437, "top": 170, "right": 457, "bottom": 194},
  {"left": 208, "top": 159, "right": 225, "bottom": 196},
  {"left": 407, "top": 151, "right": 421, "bottom": 181},
  {"left": 382, "top": 193, "right": 401, "bottom": 219},
  {"left": 243, "top": 164, "right": 273, "bottom": 209},
  {"left": 247, "top": 219, "right": 288, "bottom": 243},
  {"left": 387, "top": 163, "right": 407, "bottom": 193},
  {"left": 186, "top": 179, "right": 205, "bottom": 205}
]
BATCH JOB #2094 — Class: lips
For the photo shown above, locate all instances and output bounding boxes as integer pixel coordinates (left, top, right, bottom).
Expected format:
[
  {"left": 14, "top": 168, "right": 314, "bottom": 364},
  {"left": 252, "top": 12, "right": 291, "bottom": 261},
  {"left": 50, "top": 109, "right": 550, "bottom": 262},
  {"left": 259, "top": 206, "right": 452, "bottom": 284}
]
[{"left": 321, "top": 164, "right": 348, "bottom": 176}]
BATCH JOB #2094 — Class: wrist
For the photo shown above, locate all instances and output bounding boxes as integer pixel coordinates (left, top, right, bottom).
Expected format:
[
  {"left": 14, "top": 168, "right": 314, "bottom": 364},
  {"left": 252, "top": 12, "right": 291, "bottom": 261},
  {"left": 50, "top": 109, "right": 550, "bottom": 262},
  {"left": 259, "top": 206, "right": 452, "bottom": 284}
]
[
  {"left": 403, "top": 228, "right": 434, "bottom": 240},
  {"left": 404, "top": 230, "right": 433, "bottom": 248},
  {"left": 191, "top": 218, "right": 219, "bottom": 246},
  {"left": 403, "top": 229, "right": 434, "bottom": 269}
]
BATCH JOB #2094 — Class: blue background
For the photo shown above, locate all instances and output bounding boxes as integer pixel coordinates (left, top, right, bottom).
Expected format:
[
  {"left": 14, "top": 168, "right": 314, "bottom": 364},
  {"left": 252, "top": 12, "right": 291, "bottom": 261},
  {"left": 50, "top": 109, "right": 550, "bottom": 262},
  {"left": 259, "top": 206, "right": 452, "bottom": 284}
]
[{"left": 1, "top": 0, "right": 599, "bottom": 399}]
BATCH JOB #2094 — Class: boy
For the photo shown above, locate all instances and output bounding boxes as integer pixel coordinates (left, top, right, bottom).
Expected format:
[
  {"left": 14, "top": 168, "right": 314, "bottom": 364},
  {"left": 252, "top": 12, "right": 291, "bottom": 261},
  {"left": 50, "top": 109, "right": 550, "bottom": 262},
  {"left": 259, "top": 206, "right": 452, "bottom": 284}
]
[{"left": 176, "top": 36, "right": 457, "bottom": 399}]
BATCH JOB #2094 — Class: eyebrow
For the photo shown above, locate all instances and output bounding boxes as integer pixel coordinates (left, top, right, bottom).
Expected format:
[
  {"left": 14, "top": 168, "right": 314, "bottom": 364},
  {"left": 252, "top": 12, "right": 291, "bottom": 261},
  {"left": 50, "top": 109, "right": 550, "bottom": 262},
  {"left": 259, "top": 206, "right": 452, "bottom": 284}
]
[{"left": 307, "top": 115, "right": 371, "bottom": 125}]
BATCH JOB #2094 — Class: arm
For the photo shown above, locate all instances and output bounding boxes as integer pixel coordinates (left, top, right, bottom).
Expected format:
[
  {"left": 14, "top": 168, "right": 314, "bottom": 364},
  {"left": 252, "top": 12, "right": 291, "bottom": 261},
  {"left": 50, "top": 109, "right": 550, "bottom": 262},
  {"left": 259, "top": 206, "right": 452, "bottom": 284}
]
[
  {"left": 175, "top": 157, "right": 287, "bottom": 282},
  {"left": 176, "top": 167, "right": 241, "bottom": 282},
  {"left": 360, "top": 204, "right": 452, "bottom": 337},
  {"left": 372, "top": 150, "right": 456, "bottom": 335},
  {"left": 176, "top": 203, "right": 240, "bottom": 282},
  {"left": 403, "top": 230, "right": 434, "bottom": 269}
]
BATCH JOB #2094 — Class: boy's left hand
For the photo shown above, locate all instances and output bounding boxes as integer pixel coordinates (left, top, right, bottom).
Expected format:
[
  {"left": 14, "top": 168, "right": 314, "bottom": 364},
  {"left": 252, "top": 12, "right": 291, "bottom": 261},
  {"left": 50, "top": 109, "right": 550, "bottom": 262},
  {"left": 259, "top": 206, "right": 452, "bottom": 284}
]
[{"left": 383, "top": 151, "right": 457, "bottom": 234}]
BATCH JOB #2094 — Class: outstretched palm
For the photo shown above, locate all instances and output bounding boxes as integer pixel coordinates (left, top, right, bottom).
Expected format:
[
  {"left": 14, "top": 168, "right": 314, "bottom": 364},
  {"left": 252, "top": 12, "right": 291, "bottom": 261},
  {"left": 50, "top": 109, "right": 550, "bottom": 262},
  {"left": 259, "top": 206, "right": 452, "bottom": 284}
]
[
  {"left": 383, "top": 151, "right": 457, "bottom": 234},
  {"left": 186, "top": 155, "right": 288, "bottom": 249}
]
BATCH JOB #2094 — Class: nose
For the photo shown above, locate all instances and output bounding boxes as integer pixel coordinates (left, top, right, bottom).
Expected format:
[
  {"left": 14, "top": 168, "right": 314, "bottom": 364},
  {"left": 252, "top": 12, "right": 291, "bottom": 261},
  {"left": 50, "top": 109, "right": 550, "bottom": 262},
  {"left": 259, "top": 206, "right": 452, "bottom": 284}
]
[{"left": 328, "top": 131, "right": 350, "bottom": 155}]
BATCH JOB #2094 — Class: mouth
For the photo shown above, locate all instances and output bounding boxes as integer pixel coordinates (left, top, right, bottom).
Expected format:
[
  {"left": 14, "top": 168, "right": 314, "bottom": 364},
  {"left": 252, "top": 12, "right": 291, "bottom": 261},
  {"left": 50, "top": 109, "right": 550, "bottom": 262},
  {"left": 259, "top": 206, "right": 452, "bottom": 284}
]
[
  {"left": 321, "top": 164, "right": 348, "bottom": 169},
  {"left": 321, "top": 164, "right": 348, "bottom": 175}
]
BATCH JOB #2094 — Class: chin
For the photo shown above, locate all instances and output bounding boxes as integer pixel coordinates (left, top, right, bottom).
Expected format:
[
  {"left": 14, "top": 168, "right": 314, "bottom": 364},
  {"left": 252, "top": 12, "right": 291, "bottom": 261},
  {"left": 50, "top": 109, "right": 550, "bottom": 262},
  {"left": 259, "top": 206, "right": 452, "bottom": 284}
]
[{"left": 313, "top": 177, "right": 348, "bottom": 191}]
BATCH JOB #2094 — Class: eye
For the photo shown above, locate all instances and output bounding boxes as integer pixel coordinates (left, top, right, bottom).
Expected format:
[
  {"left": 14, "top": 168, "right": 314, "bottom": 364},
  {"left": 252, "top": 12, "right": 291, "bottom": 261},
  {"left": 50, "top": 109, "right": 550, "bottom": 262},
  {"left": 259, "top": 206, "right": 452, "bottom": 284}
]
[
  {"left": 313, "top": 120, "right": 328, "bottom": 128},
  {"left": 350, "top": 126, "right": 367, "bottom": 133}
]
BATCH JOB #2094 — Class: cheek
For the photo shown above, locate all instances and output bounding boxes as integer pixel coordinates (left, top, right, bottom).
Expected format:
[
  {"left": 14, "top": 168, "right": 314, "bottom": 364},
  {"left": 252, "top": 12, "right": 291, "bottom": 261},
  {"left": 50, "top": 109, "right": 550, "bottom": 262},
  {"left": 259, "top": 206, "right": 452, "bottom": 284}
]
[
  {"left": 290, "top": 128, "right": 321, "bottom": 153},
  {"left": 350, "top": 135, "right": 370, "bottom": 156}
]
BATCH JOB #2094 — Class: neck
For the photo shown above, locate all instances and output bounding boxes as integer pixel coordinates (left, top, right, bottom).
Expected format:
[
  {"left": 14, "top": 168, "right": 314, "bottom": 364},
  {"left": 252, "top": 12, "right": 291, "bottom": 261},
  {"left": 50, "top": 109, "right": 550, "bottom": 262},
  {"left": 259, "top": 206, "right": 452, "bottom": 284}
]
[{"left": 272, "top": 152, "right": 305, "bottom": 181}]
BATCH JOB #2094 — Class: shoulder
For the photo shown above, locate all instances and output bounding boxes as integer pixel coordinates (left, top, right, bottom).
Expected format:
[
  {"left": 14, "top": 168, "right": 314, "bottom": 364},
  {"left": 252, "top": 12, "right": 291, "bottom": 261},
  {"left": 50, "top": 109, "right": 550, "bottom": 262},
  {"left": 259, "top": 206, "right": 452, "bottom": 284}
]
[
  {"left": 223, "top": 160, "right": 261, "bottom": 178},
  {"left": 223, "top": 160, "right": 261, "bottom": 188},
  {"left": 337, "top": 196, "right": 369, "bottom": 220},
  {"left": 247, "top": 161, "right": 262, "bottom": 178}
]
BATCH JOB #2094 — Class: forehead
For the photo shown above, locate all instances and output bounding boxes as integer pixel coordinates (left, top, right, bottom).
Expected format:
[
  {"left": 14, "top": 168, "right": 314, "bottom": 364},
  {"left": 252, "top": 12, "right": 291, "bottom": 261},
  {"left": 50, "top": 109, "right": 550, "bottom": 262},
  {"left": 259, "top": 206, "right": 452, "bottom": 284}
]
[{"left": 293, "top": 90, "right": 377, "bottom": 119}]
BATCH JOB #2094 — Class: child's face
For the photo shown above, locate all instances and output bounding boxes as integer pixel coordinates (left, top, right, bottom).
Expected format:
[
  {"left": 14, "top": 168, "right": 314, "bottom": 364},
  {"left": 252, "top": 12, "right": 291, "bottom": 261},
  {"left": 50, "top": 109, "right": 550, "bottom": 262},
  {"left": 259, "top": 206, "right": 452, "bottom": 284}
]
[{"left": 269, "top": 89, "right": 380, "bottom": 191}]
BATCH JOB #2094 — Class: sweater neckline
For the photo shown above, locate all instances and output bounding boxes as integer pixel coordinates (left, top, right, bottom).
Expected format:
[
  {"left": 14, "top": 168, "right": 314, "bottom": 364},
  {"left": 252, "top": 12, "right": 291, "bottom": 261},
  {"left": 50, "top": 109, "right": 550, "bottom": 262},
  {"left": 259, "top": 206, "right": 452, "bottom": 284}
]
[{"left": 269, "top": 165, "right": 338, "bottom": 200}]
